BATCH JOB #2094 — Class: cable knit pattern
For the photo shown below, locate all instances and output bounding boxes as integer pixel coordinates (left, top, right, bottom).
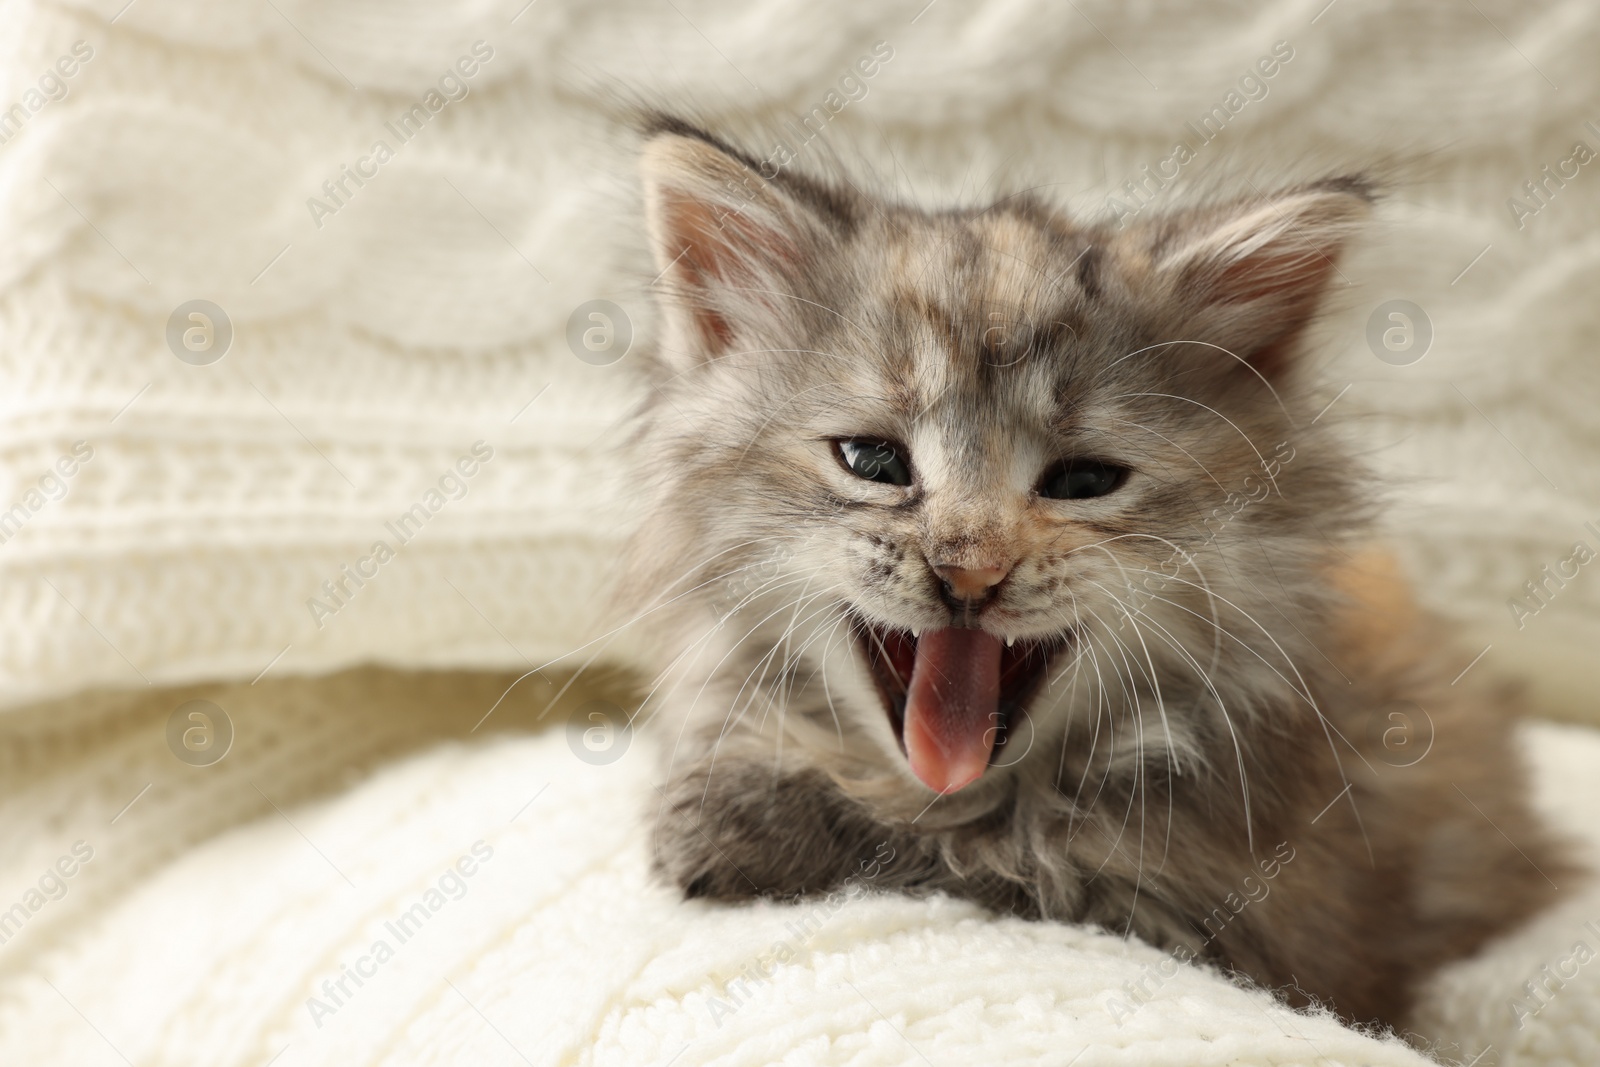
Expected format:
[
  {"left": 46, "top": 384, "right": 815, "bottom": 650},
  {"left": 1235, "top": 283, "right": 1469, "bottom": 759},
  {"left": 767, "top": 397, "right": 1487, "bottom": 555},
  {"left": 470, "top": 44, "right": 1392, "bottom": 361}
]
[
  {"left": 0, "top": 0, "right": 1595, "bottom": 713},
  {"left": 0, "top": 667, "right": 1594, "bottom": 1066},
  {"left": 2, "top": 3, "right": 1598, "bottom": 1060}
]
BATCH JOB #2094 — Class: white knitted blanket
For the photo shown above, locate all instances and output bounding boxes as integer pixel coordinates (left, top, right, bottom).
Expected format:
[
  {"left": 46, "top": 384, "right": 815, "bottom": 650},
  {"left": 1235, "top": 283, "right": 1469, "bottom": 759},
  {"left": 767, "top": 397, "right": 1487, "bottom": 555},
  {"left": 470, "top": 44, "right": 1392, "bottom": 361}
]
[
  {"left": 0, "top": 670, "right": 1594, "bottom": 1066},
  {"left": 0, "top": 0, "right": 1597, "bottom": 718},
  {"left": 4, "top": 0, "right": 1600, "bottom": 1063}
]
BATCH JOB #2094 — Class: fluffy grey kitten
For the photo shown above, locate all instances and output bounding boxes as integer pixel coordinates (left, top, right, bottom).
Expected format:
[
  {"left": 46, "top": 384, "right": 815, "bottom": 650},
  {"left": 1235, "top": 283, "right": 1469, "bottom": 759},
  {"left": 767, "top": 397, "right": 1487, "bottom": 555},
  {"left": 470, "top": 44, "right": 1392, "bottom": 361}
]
[{"left": 621, "top": 116, "right": 1567, "bottom": 1027}]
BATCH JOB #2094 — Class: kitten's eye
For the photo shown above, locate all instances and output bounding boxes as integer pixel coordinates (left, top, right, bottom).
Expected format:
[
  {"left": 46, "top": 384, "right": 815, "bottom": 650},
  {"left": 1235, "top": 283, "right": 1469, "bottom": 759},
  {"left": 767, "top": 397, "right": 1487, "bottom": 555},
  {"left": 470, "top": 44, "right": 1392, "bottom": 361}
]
[
  {"left": 837, "top": 440, "right": 911, "bottom": 486},
  {"left": 1040, "top": 459, "right": 1127, "bottom": 500}
]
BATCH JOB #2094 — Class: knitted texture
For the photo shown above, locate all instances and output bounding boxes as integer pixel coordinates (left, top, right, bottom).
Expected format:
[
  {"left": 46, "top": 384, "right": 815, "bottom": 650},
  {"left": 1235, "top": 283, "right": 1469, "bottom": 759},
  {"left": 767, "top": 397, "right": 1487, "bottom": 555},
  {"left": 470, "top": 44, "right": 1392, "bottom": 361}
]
[
  {"left": 0, "top": 0, "right": 1597, "bottom": 715},
  {"left": 0, "top": 667, "right": 1592, "bottom": 1066}
]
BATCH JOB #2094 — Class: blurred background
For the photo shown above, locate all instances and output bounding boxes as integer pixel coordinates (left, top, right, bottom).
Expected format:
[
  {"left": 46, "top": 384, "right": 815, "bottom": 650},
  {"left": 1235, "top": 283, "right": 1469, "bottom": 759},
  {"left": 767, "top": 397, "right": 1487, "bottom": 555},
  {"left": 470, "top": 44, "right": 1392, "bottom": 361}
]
[
  {"left": 0, "top": 0, "right": 1596, "bottom": 719},
  {"left": 0, "top": 0, "right": 1595, "bottom": 1063}
]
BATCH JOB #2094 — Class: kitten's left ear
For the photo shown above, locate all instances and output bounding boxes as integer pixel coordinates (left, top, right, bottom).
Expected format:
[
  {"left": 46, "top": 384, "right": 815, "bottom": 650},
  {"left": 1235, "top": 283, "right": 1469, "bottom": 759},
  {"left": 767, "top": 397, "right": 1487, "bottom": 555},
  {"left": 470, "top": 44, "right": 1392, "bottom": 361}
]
[
  {"left": 1138, "top": 179, "right": 1373, "bottom": 379},
  {"left": 640, "top": 122, "right": 851, "bottom": 367}
]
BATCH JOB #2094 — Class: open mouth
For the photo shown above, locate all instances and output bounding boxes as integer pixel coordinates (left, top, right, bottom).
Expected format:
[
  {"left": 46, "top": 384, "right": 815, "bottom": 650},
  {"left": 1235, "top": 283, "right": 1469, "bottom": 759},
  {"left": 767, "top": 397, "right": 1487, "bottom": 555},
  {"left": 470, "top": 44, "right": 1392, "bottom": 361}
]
[{"left": 849, "top": 615, "right": 1066, "bottom": 794}]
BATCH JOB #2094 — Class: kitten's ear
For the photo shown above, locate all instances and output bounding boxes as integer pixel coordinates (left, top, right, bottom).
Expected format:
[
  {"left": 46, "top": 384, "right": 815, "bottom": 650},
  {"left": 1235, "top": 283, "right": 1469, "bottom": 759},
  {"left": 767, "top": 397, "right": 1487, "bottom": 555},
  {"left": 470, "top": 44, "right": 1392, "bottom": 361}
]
[
  {"left": 1141, "top": 179, "right": 1372, "bottom": 379},
  {"left": 641, "top": 127, "right": 845, "bottom": 365}
]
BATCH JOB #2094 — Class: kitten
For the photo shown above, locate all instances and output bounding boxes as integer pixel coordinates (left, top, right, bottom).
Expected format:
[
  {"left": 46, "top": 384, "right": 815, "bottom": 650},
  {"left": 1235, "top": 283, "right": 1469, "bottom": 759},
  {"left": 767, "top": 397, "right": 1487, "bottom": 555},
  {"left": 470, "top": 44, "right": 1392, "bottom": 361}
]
[{"left": 622, "top": 116, "right": 1568, "bottom": 1027}]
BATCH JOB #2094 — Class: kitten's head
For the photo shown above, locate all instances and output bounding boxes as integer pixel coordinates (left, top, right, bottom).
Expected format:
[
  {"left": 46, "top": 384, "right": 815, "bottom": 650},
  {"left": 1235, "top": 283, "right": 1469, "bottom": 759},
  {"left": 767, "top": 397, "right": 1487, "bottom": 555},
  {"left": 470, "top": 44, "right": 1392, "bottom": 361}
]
[{"left": 627, "top": 119, "right": 1371, "bottom": 808}]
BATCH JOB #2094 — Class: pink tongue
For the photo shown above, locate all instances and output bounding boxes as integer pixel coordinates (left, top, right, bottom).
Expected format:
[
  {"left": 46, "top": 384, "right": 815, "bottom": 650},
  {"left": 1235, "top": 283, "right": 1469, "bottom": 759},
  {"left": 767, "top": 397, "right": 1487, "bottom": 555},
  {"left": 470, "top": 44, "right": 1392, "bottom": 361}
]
[{"left": 903, "top": 627, "right": 1004, "bottom": 794}]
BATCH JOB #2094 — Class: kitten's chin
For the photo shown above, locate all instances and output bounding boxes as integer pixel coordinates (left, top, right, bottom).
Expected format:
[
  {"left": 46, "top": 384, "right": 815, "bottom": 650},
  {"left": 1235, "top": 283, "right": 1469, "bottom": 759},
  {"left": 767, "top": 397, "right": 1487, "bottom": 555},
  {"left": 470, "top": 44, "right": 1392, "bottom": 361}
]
[{"left": 847, "top": 613, "right": 1067, "bottom": 793}]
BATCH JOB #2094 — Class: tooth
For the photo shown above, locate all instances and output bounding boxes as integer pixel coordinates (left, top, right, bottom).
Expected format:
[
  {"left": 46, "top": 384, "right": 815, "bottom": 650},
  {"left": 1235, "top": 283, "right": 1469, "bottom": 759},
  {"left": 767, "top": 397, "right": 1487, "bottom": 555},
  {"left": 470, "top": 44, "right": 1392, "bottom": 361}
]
[
  {"left": 1006, "top": 636, "right": 1015, "bottom": 647},
  {"left": 911, "top": 627, "right": 921, "bottom": 639}
]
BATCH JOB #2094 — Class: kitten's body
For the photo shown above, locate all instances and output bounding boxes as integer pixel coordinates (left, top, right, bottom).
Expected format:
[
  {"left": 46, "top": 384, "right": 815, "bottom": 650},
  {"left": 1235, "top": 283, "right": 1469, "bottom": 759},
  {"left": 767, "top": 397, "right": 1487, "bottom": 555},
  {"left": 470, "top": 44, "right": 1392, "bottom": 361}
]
[{"left": 623, "top": 118, "right": 1566, "bottom": 1027}]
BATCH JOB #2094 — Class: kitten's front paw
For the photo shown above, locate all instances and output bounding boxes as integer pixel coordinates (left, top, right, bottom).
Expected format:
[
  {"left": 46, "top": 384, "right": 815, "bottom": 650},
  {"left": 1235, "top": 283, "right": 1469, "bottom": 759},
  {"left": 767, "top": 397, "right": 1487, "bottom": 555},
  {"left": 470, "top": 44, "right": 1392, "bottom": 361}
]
[{"left": 651, "top": 761, "right": 909, "bottom": 902}]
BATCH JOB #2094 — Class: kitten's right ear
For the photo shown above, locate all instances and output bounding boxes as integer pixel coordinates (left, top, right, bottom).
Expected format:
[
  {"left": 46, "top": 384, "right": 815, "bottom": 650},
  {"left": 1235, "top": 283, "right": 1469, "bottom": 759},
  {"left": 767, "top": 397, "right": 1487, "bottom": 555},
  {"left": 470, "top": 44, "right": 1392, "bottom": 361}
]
[{"left": 641, "top": 126, "right": 844, "bottom": 365}]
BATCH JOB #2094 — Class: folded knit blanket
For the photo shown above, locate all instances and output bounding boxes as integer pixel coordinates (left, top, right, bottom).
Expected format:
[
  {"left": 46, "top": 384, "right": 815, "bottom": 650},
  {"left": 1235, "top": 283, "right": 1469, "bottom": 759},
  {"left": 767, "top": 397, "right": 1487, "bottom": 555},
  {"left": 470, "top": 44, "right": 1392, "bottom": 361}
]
[{"left": 0, "top": 669, "right": 1593, "bottom": 1066}]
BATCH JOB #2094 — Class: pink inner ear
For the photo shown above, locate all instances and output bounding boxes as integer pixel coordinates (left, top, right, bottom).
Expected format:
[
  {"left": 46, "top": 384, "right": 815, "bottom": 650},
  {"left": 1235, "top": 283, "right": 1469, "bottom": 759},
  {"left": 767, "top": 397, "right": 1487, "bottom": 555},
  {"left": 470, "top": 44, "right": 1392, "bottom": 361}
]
[
  {"left": 1158, "top": 198, "right": 1362, "bottom": 382},
  {"left": 659, "top": 188, "right": 800, "bottom": 353},
  {"left": 1213, "top": 239, "right": 1340, "bottom": 306},
  {"left": 1165, "top": 190, "right": 1366, "bottom": 327},
  {"left": 1208, "top": 242, "right": 1343, "bottom": 380}
]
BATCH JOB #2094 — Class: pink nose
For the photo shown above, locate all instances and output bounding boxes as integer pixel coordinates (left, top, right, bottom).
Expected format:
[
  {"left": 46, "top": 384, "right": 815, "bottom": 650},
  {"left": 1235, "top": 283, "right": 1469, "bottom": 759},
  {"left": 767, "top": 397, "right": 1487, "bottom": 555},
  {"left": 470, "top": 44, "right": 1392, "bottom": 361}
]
[{"left": 933, "top": 564, "right": 1009, "bottom": 601}]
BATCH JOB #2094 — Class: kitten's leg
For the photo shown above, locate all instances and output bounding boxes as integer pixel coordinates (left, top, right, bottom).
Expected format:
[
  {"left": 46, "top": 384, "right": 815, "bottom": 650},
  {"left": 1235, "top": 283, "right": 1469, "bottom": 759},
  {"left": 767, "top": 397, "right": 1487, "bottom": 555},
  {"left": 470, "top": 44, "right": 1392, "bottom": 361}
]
[{"left": 651, "top": 755, "right": 936, "bottom": 900}]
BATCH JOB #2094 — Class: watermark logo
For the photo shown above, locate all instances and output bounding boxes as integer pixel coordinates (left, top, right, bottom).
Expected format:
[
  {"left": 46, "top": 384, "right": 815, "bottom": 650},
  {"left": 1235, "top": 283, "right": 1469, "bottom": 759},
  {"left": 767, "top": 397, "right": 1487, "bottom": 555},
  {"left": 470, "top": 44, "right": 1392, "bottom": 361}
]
[
  {"left": 1119, "top": 440, "right": 1294, "bottom": 623},
  {"left": 0, "top": 441, "right": 93, "bottom": 546},
  {"left": 306, "top": 442, "right": 494, "bottom": 629},
  {"left": 1105, "top": 841, "right": 1296, "bottom": 1024},
  {"left": 753, "top": 42, "right": 894, "bottom": 180},
  {"left": 566, "top": 699, "right": 631, "bottom": 765},
  {"left": 566, "top": 300, "right": 632, "bottom": 366},
  {"left": 306, "top": 42, "right": 495, "bottom": 230},
  {"left": 1507, "top": 121, "right": 1600, "bottom": 230},
  {"left": 1508, "top": 522, "right": 1600, "bottom": 630},
  {"left": 1508, "top": 919, "right": 1600, "bottom": 1030},
  {"left": 1364, "top": 700, "right": 1434, "bottom": 768},
  {"left": 710, "top": 544, "right": 797, "bottom": 620},
  {"left": 0, "top": 841, "right": 94, "bottom": 946},
  {"left": 0, "top": 40, "right": 94, "bottom": 149},
  {"left": 704, "top": 842, "right": 896, "bottom": 1027},
  {"left": 1106, "top": 40, "right": 1295, "bottom": 227},
  {"left": 166, "top": 300, "right": 232, "bottom": 365},
  {"left": 306, "top": 841, "right": 495, "bottom": 1028},
  {"left": 1365, "top": 299, "right": 1431, "bottom": 366},
  {"left": 166, "top": 699, "right": 233, "bottom": 767}
]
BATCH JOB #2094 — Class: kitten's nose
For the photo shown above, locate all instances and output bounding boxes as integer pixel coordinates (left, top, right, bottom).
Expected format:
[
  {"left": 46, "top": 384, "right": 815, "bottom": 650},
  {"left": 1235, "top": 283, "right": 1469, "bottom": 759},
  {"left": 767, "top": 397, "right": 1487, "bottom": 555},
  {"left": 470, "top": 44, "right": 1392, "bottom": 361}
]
[{"left": 933, "top": 563, "right": 1010, "bottom": 604}]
